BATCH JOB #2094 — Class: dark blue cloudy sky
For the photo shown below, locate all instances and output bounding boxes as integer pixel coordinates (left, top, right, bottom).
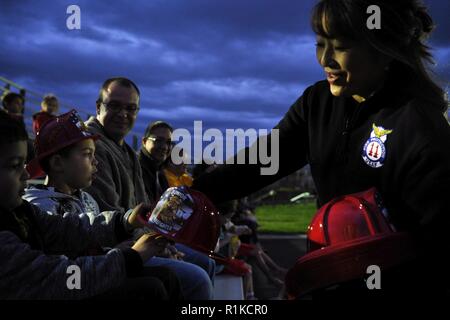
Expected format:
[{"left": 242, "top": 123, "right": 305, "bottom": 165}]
[{"left": 1, "top": 0, "right": 449, "bottom": 143}]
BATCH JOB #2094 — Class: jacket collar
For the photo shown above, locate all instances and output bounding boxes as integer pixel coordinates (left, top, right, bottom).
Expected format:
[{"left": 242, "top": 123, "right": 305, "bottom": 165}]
[
  {"left": 139, "top": 147, "right": 162, "bottom": 172},
  {"left": 86, "top": 116, "right": 136, "bottom": 159}
]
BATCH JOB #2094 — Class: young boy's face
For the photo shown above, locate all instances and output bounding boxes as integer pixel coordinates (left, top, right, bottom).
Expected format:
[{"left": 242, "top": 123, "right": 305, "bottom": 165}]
[
  {"left": 60, "top": 139, "right": 98, "bottom": 190},
  {"left": 0, "top": 141, "right": 29, "bottom": 211}
]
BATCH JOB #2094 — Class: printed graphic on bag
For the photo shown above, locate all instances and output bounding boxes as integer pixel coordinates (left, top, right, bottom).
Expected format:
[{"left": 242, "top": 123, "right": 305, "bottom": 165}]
[{"left": 148, "top": 187, "right": 194, "bottom": 234}]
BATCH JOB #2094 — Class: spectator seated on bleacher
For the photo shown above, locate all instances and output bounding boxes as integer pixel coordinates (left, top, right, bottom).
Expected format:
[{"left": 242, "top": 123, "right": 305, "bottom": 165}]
[
  {"left": 84, "top": 78, "right": 215, "bottom": 300},
  {"left": 215, "top": 200, "right": 257, "bottom": 300},
  {"left": 163, "top": 146, "right": 193, "bottom": 188},
  {"left": 218, "top": 200, "right": 287, "bottom": 294},
  {"left": 232, "top": 197, "right": 259, "bottom": 244},
  {"left": 32, "top": 94, "right": 59, "bottom": 134},
  {"left": 232, "top": 198, "right": 288, "bottom": 286},
  {"left": 2, "top": 92, "right": 35, "bottom": 163},
  {"left": 2, "top": 91, "right": 24, "bottom": 120},
  {"left": 0, "top": 111, "right": 181, "bottom": 300}
]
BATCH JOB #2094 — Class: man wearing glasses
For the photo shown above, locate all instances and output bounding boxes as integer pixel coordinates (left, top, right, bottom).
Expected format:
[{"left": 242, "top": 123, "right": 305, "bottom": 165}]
[
  {"left": 85, "top": 77, "right": 215, "bottom": 300},
  {"left": 138, "top": 120, "right": 217, "bottom": 299},
  {"left": 85, "top": 77, "right": 145, "bottom": 212},
  {"left": 139, "top": 121, "right": 173, "bottom": 204}
]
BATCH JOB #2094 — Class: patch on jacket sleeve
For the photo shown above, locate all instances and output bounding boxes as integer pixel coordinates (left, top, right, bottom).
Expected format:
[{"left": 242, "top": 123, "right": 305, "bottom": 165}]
[{"left": 361, "top": 123, "right": 393, "bottom": 168}]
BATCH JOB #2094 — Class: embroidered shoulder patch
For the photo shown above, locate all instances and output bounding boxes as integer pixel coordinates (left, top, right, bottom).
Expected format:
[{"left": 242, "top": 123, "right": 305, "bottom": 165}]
[{"left": 361, "top": 123, "right": 393, "bottom": 168}]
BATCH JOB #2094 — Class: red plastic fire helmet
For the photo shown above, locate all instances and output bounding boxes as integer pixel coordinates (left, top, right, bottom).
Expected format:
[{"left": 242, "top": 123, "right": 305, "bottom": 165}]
[
  {"left": 285, "top": 188, "right": 416, "bottom": 299},
  {"left": 144, "top": 186, "right": 221, "bottom": 258}
]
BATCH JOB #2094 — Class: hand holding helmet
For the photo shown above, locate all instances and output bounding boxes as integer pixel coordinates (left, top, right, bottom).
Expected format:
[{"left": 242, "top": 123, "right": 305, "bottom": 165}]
[
  {"left": 131, "top": 232, "right": 170, "bottom": 262},
  {"left": 127, "top": 202, "right": 154, "bottom": 229}
]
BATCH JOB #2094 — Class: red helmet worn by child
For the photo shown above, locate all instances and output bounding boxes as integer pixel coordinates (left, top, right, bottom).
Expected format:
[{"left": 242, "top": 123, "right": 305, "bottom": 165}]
[{"left": 26, "top": 109, "right": 99, "bottom": 178}]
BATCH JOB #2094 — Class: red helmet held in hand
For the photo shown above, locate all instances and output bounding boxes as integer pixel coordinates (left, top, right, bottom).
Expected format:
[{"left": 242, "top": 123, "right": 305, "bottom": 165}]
[
  {"left": 145, "top": 186, "right": 221, "bottom": 257},
  {"left": 285, "top": 188, "right": 416, "bottom": 299}
]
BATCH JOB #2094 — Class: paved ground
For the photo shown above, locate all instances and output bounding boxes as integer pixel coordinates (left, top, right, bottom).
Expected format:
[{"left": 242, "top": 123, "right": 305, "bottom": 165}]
[{"left": 250, "top": 234, "right": 307, "bottom": 299}]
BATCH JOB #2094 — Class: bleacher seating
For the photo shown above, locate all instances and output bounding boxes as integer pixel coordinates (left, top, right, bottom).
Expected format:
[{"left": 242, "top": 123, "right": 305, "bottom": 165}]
[{"left": 213, "top": 274, "right": 244, "bottom": 300}]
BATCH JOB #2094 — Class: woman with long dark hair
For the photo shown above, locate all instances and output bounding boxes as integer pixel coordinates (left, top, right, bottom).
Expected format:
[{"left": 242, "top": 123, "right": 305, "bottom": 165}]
[{"left": 193, "top": 0, "right": 450, "bottom": 298}]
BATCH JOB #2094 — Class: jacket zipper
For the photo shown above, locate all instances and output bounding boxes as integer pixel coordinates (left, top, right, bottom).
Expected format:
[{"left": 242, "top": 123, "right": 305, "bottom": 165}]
[{"left": 340, "top": 103, "right": 364, "bottom": 163}]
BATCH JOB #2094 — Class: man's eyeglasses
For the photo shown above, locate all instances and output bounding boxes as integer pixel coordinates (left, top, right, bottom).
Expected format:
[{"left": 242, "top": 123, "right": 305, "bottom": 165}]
[
  {"left": 101, "top": 102, "right": 139, "bottom": 115},
  {"left": 146, "top": 136, "right": 174, "bottom": 147}
]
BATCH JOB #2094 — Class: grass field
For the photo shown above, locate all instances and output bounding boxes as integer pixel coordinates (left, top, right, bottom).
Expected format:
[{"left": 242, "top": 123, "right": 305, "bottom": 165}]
[{"left": 255, "top": 201, "right": 317, "bottom": 234}]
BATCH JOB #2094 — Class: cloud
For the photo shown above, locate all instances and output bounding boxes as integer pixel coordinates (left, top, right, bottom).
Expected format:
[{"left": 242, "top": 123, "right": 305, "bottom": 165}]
[{"left": 1, "top": 0, "right": 448, "bottom": 144}]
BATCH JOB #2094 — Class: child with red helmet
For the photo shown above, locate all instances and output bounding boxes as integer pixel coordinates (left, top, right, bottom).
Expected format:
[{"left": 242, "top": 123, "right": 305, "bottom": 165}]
[{"left": 0, "top": 111, "right": 181, "bottom": 299}]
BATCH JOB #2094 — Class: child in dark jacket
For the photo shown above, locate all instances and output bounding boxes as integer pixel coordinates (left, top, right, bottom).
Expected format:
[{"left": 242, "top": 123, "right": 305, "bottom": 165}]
[{"left": 0, "top": 111, "right": 181, "bottom": 300}]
